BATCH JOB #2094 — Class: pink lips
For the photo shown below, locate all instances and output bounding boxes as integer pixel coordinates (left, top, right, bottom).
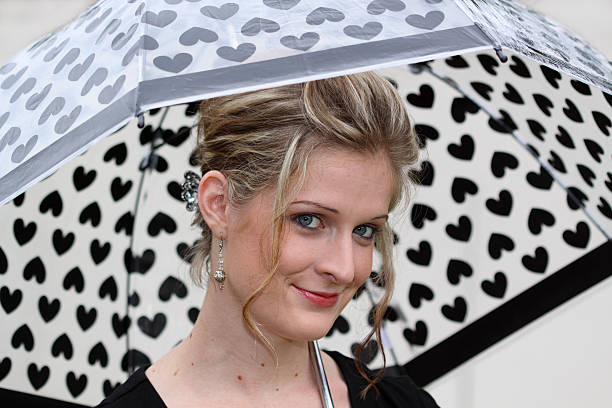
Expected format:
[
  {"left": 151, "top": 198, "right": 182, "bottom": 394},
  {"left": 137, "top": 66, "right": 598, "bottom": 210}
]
[{"left": 292, "top": 285, "right": 339, "bottom": 307}]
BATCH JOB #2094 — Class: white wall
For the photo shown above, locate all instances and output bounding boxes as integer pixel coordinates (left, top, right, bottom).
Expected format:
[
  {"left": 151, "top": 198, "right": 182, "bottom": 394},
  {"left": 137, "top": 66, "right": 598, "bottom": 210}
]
[
  {"left": 0, "top": 0, "right": 97, "bottom": 61},
  {"left": 427, "top": 271, "right": 612, "bottom": 408},
  {"left": 2, "top": 1, "right": 611, "bottom": 407}
]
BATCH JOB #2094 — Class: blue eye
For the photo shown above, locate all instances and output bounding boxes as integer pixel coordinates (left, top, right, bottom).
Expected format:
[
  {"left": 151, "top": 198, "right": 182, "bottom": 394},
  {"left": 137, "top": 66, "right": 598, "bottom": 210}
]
[
  {"left": 294, "top": 214, "right": 322, "bottom": 229},
  {"left": 353, "top": 225, "right": 377, "bottom": 240}
]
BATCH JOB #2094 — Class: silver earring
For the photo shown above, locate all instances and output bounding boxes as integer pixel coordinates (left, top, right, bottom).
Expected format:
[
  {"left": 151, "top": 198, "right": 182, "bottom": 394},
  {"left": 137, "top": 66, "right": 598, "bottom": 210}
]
[
  {"left": 181, "top": 170, "right": 201, "bottom": 212},
  {"left": 213, "top": 238, "right": 225, "bottom": 290}
]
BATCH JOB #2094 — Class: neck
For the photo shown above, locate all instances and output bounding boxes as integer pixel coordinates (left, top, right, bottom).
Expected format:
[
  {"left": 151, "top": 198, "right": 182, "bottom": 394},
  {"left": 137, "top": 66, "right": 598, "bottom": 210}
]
[{"left": 166, "top": 280, "right": 319, "bottom": 397}]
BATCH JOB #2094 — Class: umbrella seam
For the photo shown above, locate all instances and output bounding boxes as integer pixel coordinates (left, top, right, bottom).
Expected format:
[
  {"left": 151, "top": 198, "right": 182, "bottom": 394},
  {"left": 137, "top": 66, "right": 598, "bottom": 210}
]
[
  {"left": 124, "top": 0, "right": 152, "bottom": 379},
  {"left": 135, "top": 2, "right": 148, "bottom": 115},
  {"left": 453, "top": 0, "right": 502, "bottom": 48}
]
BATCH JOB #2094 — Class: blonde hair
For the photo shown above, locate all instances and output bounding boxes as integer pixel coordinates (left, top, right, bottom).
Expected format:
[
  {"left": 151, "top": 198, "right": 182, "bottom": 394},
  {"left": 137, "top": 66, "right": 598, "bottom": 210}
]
[{"left": 189, "top": 72, "right": 418, "bottom": 396}]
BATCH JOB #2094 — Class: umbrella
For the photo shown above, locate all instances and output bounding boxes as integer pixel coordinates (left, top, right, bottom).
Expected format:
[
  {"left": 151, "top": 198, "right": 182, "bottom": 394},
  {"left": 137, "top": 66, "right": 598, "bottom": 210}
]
[
  {"left": 1, "top": 0, "right": 611, "bottom": 406},
  {"left": 1, "top": 48, "right": 610, "bottom": 406}
]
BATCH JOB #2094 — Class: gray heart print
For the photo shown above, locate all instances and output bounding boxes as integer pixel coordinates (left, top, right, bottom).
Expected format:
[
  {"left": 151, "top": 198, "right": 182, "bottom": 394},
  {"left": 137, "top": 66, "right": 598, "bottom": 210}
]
[
  {"left": 43, "top": 38, "right": 69, "bottom": 63},
  {"left": 0, "top": 127, "right": 20, "bottom": 153},
  {"left": 25, "top": 84, "right": 52, "bottom": 111},
  {"left": 85, "top": 8, "right": 112, "bottom": 34},
  {"left": 306, "top": 7, "right": 344, "bottom": 25},
  {"left": 216, "top": 43, "right": 256, "bottom": 62},
  {"left": 71, "top": 5, "right": 99, "bottom": 31},
  {"left": 241, "top": 18, "right": 280, "bottom": 36},
  {"left": 263, "top": 0, "right": 301, "bottom": 10},
  {"left": 2, "top": 67, "right": 27, "bottom": 90},
  {"left": 11, "top": 135, "right": 38, "bottom": 163},
  {"left": 0, "top": 112, "right": 9, "bottom": 130},
  {"left": 0, "top": 62, "right": 16, "bottom": 75},
  {"left": 280, "top": 32, "right": 319, "bottom": 51},
  {"left": 343, "top": 22, "right": 383, "bottom": 40},
  {"left": 405, "top": 11, "right": 445, "bottom": 30},
  {"left": 153, "top": 53, "right": 194, "bottom": 73},
  {"left": 98, "top": 75, "right": 126, "bottom": 104},
  {"left": 38, "top": 96, "right": 65, "bottom": 126},
  {"left": 122, "top": 36, "right": 159, "bottom": 66},
  {"left": 96, "top": 18, "right": 121, "bottom": 45},
  {"left": 78, "top": 3, "right": 100, "bottom": 20},
  {"left": 68, "top": 54, "right": 95, "bottom": 82},
  {"left": 367, "top": 0, "right": 406, "bottom": 15},
  {"left": 179, "top": 27, "right": 219, "bottom": 45},
  {"left": 112, "top": 23, "right": 139, "bottom": 51},
  {"left": 81, "top": 68, "right": 108, "bottom": 96},
  {"left": 55, "top": 106, "right": 82, "bottom": 134},
  {"left": 54, "top": 48, "right": 80, "bottom": 75},
  {"left": 200, "top": 3, "right": 239, "bottom": 20},
  {"left": 31, "top": 35, "right": 57, "bottom": 58},
  {"left": 142, "top": 10, "right": 178, "bottom": 28},
  {"left": 10, "top": 78, "right": 36, "bottom": 103}
]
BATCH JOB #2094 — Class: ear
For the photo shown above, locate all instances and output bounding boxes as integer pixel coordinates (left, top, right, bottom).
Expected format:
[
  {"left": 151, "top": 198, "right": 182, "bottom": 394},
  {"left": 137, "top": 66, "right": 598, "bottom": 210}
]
[{"left": 197, "top": 170, "right": 229, "bottom": 238}]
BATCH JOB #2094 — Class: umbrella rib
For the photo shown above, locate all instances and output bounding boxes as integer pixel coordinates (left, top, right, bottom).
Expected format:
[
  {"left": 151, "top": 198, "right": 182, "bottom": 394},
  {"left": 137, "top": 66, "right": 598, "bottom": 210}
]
[
  {"left": 124, "top": 106, "right": 172, "bottom": 376},
  {"left": 419, "top": 63, "right": 610, "bottom": 241},
  {"left": 134, "top": 1, "right": 148, "bottom": 116},
  {"left": 124, "top": 162, "right": 144, "bottom": 376}
]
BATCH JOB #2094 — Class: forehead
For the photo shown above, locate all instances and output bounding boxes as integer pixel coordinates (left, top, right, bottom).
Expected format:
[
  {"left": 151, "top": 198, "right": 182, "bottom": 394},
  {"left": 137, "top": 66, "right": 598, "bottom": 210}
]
[{"left": 296, "top": 148, "right": 394, "bottom": 211}]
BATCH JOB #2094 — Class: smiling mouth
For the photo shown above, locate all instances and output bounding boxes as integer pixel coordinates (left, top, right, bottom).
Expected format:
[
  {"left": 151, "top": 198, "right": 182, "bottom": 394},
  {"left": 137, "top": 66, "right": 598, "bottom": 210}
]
[{"left": 292, "top": 285, "right": 339, "bottom": 307}]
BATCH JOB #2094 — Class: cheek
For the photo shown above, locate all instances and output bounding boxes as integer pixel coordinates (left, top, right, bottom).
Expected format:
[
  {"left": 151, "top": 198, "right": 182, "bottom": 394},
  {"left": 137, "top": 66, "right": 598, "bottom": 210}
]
[
  {"left": 334, "top": 245, "right": 374, "bottom": 309},
  {"left": 276, "top": 232, "right": 320, "bottom": 277},
  {"left": 355, "top": 247, "right": 374, "bottom": 286}
]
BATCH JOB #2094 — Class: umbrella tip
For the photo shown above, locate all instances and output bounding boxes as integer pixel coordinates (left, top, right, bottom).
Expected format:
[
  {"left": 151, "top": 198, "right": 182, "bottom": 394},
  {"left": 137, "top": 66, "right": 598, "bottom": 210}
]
[
  {"left": 137, "top": 112, "right": 145, "bottom": 129},
  {"left": 408, "top": 63, "right": 427, "bottom": 74},
  {"left": 494, "top": 47, "right": 508, "bottom": 63}
]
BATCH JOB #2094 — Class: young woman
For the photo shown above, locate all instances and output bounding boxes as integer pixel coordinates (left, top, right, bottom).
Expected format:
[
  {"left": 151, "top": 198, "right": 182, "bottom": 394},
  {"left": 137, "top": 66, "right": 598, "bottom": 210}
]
[{"left": 97, "top": 72, "right": 439, "bottom": 407}]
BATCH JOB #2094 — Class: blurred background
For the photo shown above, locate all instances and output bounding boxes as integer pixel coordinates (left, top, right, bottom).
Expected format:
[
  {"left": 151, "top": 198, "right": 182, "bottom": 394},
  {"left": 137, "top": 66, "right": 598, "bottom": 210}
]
[{"left": 1, "top": 1, "right": 611, "bottom": 407}]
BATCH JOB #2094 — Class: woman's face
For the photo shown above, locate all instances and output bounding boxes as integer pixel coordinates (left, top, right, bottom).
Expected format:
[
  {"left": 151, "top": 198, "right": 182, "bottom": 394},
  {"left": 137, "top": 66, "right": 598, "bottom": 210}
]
[{"left": 223, "top": 148, "right": 395, "bottom": 341}]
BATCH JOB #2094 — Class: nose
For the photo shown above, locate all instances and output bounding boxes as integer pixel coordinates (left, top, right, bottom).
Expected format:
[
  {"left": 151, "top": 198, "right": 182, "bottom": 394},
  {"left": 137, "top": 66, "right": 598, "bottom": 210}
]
[{"left": 315, "top": 230, "right": 356, "bottom": 285}]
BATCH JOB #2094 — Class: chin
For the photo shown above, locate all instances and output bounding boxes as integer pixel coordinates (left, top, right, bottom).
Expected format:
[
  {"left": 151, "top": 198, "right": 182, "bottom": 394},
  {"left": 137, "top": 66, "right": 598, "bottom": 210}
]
[
  {"left": 275, "top": 314, "right": 336, "bottom": 342},
  {"left": 250, "top": 288, "right": 345, "bottom": 342}
]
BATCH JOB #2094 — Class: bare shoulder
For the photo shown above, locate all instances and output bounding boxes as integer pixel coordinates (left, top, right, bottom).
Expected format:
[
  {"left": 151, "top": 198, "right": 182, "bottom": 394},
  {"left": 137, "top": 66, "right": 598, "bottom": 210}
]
[{"left": 143, "top": 359, "right": 175, "bottom": 406}]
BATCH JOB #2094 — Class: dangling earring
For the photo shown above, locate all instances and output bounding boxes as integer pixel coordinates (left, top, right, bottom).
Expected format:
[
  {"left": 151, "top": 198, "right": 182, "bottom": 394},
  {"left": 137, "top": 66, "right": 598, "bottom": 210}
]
[{"left": 213, "top": 238, "right": 225, "bottom": 290}]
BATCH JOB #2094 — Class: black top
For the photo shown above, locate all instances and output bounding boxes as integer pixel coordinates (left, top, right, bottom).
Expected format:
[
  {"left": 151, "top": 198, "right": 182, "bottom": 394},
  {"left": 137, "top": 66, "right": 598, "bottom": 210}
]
[{"left": 96, "top": 350, "right": 439, "bottom": 408}]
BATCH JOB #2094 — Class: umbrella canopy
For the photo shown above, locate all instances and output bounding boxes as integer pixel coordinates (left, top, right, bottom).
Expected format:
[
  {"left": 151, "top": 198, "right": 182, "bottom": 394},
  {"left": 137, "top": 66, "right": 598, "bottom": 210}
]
[
  {"left": 1, "top": 0, "right": 611, "bottom": 206},
  {"left": 1, "top": 46, "right": 610, "bottom": 405}
]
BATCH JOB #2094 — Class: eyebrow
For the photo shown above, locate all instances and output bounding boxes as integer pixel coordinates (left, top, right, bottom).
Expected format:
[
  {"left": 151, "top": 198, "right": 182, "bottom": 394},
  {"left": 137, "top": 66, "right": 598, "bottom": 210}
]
[{"left": 291, "top": 200, "right": 388, "bottom": 221}]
